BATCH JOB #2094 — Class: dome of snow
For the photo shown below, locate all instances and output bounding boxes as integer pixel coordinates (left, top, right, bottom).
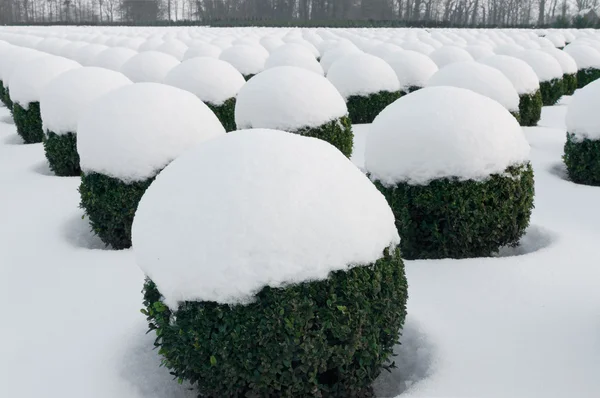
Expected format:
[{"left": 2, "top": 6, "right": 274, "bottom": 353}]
[
  {"left": 9, "top": 55, "right": 80, "bottom": 106},
  {"left": 326, "top": 53, "right": 400, "bottom": 99},
  {"left": 401, "top": 40, "right": 435, "bottom": 55},
  {"left": 368, "top": 43, "right": 402, "bottom": 60},
  {"left": 365, "top": 86, "right": 529, "bottom": 186},
  {"left": 427, "top": 61, "right": 520, "bottom": 112},
  {"left": 58, "top": 41, "right": 88, "bottom": 60},
  {"left": 464, "top": 44, "right": 495, "bottom": 59},
  {"left": 479, "top": 55, "right": 540, "bottom": 95},
  {"left": 132, "top": 128, "right": 399, "bottom": 307},
  {"left": 265, "top": 45, "right": 324, "bottom": 75},
  {"left": 155, "top": 39, "right": 188, "bottom": 60},
  {"left": 384, "top": 50, "right": 438, "bottom": 90},
  {"left": 219, "top": 45, "right": 268, "bottom": 76},
  {"left": 259, "top": 36, "right": 285, "bottom": 53},
  {"left": 183, "top": 42, "right": 221, "bottom": 60},
  {"left": 40, "top": 67, "right": 132, "bottom": 135},
  {"left": 429, "top": 46, "right": 474, "bottom": 67},
  {"left": 74, "top": 44, "right": 109, "bottom": 66},
  {"left": 563, "top": 44, "right": 600, "bottom": 69},
  {"left": 319, "top": 46, "right": 362, "bottom": 74},
  {"left": 0, "top": 47, "right": 47, "bottom": 83},
  {"left": 116, "top": 37, "right": 145, "bottom": 51},
  {"left": 284, "top": 38, "right": 320, "bottom": 57},
  {"left": 120, "top": 51, "right": 179, "bottom": 83},
  {"left": 494, "top": 44, "right": 525, "bottom": 56},
  {"left": 77, "top": 82, "right": 225, "bottom": 182},
  {"left": 566, "top": 80, "right": 600, "bottom": 141},
  {"left": 235, "top": 66, "right": 347, "bottom": 131},
  {"left": 513, "top": 50, "right": 563, "bottom": 82},
  {"left": 541, "top": 47, "right": 578, "bottom": 74},
  {"left": 163, "top": 57, "right": 245, "bottom": 105},
  {"left": 36, "top": 37, "right": 69, "bottom": 55},
  {"left": 90, "top": 47, "right": 137, "bottom": 71},
  {"left": 138, "top": 38, "right": 164, "bottom": 52}
]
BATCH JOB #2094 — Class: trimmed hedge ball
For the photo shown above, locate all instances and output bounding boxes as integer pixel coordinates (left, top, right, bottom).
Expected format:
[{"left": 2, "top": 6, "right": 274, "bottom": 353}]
[
  {"left": 219, "top": 44, "right": 268, "bottom": 80},
  {"left": 133, "top": 129, "right": 407, "bottom": 397},
  {"left": 514, "top": 50, "right": 565, "bottom": 106},
  {"left": 518, "top": 90, "right": 544, "bottom": 127},
  {"left": 577, "top": 68, "right": 600, "bottom": 89},
  {"left": 563, "top": 44, "right": 600, "bottom": 88},
  {"left": 365, "top": 87, "right": 534, "bottom": 259},
  {"left": 563, "top": 73, "right": 578, "bottom": 96},
  {"left": 235, "top": 66, "right": 353, "bottom": 156},
  {"left": 539, "top": 78, "right": 565, "bottom": 106},
  {"left": 77, "top": 83, "right": 225, "bottom": 249},
  {"left": 384, "top": 50, "right": 439, "bottom": 94}
]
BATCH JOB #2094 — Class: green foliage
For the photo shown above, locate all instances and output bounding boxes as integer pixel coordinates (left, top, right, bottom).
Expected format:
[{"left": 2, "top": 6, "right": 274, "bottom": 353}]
[
  {"left": 13, "top": 102, "right": 44, "bottom": 143},
  {"left": 404, "top": 86, "right": 421, "bottom": 94},
  {"left": 518, "top": 90, "right": 543, "bottom": 127},
  {"left": 374, "top": 163, "right": 535, "bottom": 260},
  {"left": 563, "top": 133, "right": 600, "bottom": 186},
  {"left": 539, "top": 78, "right": 564, "bottom": 106},
  {"left": 346, "top": 91, "right": 403, "bottom": 124},
  {"left": 577, "top": 68, "right": 600, "bottom": 88},
  {"left": 4, "top": 86, "right": 13, "bottom": 110},
  {"left": 243, "top": 73, "right": 255, "bottom": 81},
  {"left": 295, "top": 116, "right": 354, "bottom": 158},
  {"left": 79, "top": 172, "right": 155, "bottom": 249},
  {"left": 42, "top": 131, "right": 81, "bottom": 177},
  {"left": 142, "top": 247, "right": 408, "bottom": 398},
  {"left": 562, "top": 73, "right": 577, "bottom": 96},
  {"left": 206, "top": 98, "right": 236, "bottom": 132},
  {"left": 0, "top": 80, "right": 9, "bottom": 108}
]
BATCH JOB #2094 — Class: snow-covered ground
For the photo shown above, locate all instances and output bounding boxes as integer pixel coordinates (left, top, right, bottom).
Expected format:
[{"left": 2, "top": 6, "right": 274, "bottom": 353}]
[{"left": 2, "top": 99, "right": 600, "bottom": 398}]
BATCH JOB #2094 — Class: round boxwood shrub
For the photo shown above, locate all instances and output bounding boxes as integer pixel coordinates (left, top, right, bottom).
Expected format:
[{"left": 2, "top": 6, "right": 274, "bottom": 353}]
[
  {"left": 519, "top": 90, "right": 543, "bottom": 127},
  {"left": 577, "top": 68, "right": 600, "bottom": 88},
  {"left": 375, "top": 163, "right": 534, "bottom": 259},
  {"left": 564, "top": 133, "right": 600, "bottom": 186},
  {"left": 345, "top": 91, "right": 403, "bottom": 125},
  {"left": 563, "top": 73, "right": 578, "bottom": 96},
  {"left": 43, "top": 131, "right": 80, "bottom": 176},
  {"left": 13, "top": 102, "right": 44, "bottom": 143},
  {"left": 539, "top": 77, "right": 564, "bottom": 106},
  {"left": 384, "top": 50, "right": 438, "bottom": 96},
  {"left": 132, "top": 128, "right": 406, "bottom": 397}
]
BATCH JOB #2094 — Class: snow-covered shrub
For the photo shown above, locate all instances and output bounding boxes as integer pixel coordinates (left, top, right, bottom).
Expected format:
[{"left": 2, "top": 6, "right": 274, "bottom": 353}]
[
  {"left": 365, "top": 87, "right": 534, "bottom": 259},
  {"left": 327, "top": 53, "right": 401, "bottom": 124},
  {"left": 564, "top": 80, "right": 600, "bottom": 186},
  {"left": 10, "top": 56, "right": 80, "bottom": 144},
  {"left": 235, "top": 66, "right": 353, "bottom": 157},
  {"left": 429, "top": 46, "right": 474, "bottom": 68},
  {"left": 133, "top": 129, "right": 407, "bottom": 397},
  {"left": 319, "top": 46, "right": 361, "bottom": 74},
  {"left": 219, "top": 44, "right": 268, "bottom": 80},
  {"left": 163, "top": 57, "right": 245, "bottom": 132},
  {"left": 0, "top": 46, "right": 46, "bottom": 110},
  {"left": 120, "top": 51, "right": 179, "bottom": 83},
  {"left": 264, "top": 43, "right": 323, "bottom": 75},
  {"left": 77, "top": 83, "right": 225, "bottom": 249},
  {"left": 515, "top": 50, "right": 565, "bottom": 106},
  {"left": 480, "top": 55, "right": 543, "bottom": 127},
  {"left": 90, "top": 47, "right": 137, "bottom": 71},
  {"left": 183, "top": 42, "right": 221, "bottom": 60},
  {"left": 541, "top": 48, "right": 578, "bottom": 96},
  {"left": 384, "top": 50, "right": 438, "bottom": 93},
  {"left": 427, "top": 61, "right": 521, "bottom": 122},
  {"left": 40, "top": 67, "right": 132, "bottom": 176},
  {"left": 563, "top": 44, "right": 600, "bottom": 88}
]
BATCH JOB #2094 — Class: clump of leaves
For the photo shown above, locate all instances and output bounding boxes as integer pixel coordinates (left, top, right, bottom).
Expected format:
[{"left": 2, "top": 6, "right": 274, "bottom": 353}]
[
  {"left": 207, "top": 97, "right": 236, "bottom": 132},
  {"left": 564, "top": 133, "right": 600, "bottom": 186},
  {"left": 13, "top": 102, "right": 43, "bottom": 143},
  {"left": 43, "top": 131, "right": 81, "bottom": 176},
  {"left": 294, "top": 116, "right": 354, "bottom": 158},
  {"left": 346, "top": 91, "right": 403, "bottom": 124},
  {"left": 518, "top": 90, "right": 543, "bottom": 127}
]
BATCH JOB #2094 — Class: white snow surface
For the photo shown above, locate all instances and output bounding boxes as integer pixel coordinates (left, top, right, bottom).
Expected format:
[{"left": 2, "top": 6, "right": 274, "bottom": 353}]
[
  {"left": 163, "top": 57, "right": 245, "bottom": 105},
  {"left": 120, "top": 51, "right": 180, "bottom": 83},
  {"left": 235, "top": 66, "right": 347, "bottom": 131},
  {"left": 40, "top": 67, "right": 133, "bottom": 135},
  {"left": 514, "top": 50, "right": 564, "bottom": 81},
  {"left": 563, "top": 44, "right": 600, "bottom": 69},
  {"left": 479, "top": 54, "right": 540, "bottom": 94},
  {"left": 91, "top": 47, "right": 138, "bottom": 71},
  {"left": 427, "top": 62, "right": 520, "bottom": 112},
  {"left": 384, "top": 50, "right": 438, "bottom": 90},
  {"left": 565, "top": 79, "right": 600, "bottom": 140},
  {"left": 77, "top": 82, "right": 225, "bottom": 182},
  {"left": 365, "top": 86, "right": 529, "bottom": 185},
  {"left": 8, "top": 55, "right": 81, "bottom": 106},
  {"left": 429, "top": 46, "right": 474, "bottom": 67},
  {"left": 219, "top": 44, "right": 268, "bottom": 75},
  {"left": 183, "top": 42, "right": 221, "bottom": 60},
  {"left": 327, "top": 53, "right": 400, "bottom": 98},
  {"left": 0, "top": 46, "right": 47, "bottom": 82},
  {"left": 264, "top": 44, "right": 324, "bottom": 75},
  {"left": 541, "top": 47, "right": 578, "bottom": 74},
  {"left": 132, "top": 129, "right": 399, "bottom": 307},
  {"left": 319, "top": 46, "right": 362, "bottom": 73}
]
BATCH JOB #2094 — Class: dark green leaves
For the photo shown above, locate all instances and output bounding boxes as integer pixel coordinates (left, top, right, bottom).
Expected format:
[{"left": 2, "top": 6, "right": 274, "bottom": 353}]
[
  {"left": 43, "top": 131, "right": 81, "bottom": 176},
  {"left": 13, "top": 101, "right": 44, "bottom": 144},
  {"left": 563, "top": 73, "right": 578, "bottom": 96},
  {"left": 539, "top": 78, "right": 564, "bottom": 106},
  {"left": 518, "top": 90, "right": 543, "bottom": 127},
  {"left": 345, "top": 90, "right": 403, "bottom": 125},
  {"left": 577, "top": 68, "right": 600, "bottom": 89},
  {"left": 295, "top": 116, "right": 354, "bottom": 158},
  {"left": 564, "top": 133, "right": 600, "bottom": 186},
  {"left": 207, "top": 97, "right": 237, "bottom": 133}
]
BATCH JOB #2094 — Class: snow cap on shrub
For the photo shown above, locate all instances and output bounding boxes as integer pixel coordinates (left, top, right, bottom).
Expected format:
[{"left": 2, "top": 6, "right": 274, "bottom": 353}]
[
  {"left": 265, "top": 44, "right": 324, "bottom": 75},
  {"left": 132, "top": 129, "right": 399, "bottom": 308},
  {"left": 0, "top": 47, "right": 46, "bottom": 83},
  {"left": 427, "top": 61, "right": 520, "bottom": 112},
  {"left": 120, "top": 51, "right": 179, "bottom": 83},
  {"left": 384, "top": 50, "right": 438, "bottom": 90},
  {"left": 563, "top": 44, "right": 600, "bottom": 69},
  {"left": 479, "top": 55, "right": 540, "bottom": 94},
  {"left": 365, "top": 86, "right": 530, "bottom": 185},
  {"left": 326, "top": 52, "right": 400, "bottom": 99},
  {"left": 566, "top": 80, "right": 600, "bottom": 141},
  {"left": 74, "top": 44, "right": 109, "bottom": 66},
  {"left": 91, "top": 47, "right": 138, "bottom": 71},
  {"left": 429, "top": 46, "right": 474, "bottom": 67},
  {"left": 40, "top": 67, "right": 132, "bottom": 135},
  {"left": 77, "top": 82, "right": 225, "bottom": 182},
  {"left": 183, "top": 42, "right": 221, "bottom": 60},
  {"left": 219, "top": 44, "right": 268, "bottom": 76},
  {"left": 235, "top": 66, "right": 347, "bottom": 131},
  {"left": 514, "top": 50, "right": 563, "bottom": 82}
]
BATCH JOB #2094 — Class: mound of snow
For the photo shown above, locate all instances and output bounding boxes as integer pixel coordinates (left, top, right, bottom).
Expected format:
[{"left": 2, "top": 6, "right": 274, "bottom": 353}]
[
  {"left": 545, "top": 33, "right": 566, "bottom": 48},
  {"left": 74, "top": 44, "right": 109, "bottom": 66},
  {"left": 384, "top": 50, "right": 438, "bottom": 91},
  {"left": 494, "top": 44, "right": 525, "bottom": 56},
  {"left": 319, "top": 46, "right": 362, "bottom": 74},
  {"left": 155, "top": 39, "right": 188, "bottom": 60},
  {"left": 132, "top": 128, "right": 399, "bottom": 308},
  {"left": 91, "top": 47, "right": 137, "bottom": 71},
  {"left": 465, "top": 44, "right": 495, "bottom": 59},
  {"left": 183, "top": 42, "right": 221, "bottom": 60},
  {"left": 120, "top": 51, "right": 179, "bottom": 83},
  {"left": 327, "top": 53, "right": 400, "bottom": 99},
  {"left": 365, "top": 86, "right": 529, "bottom": 186},
  {"left": 265, "top": 45, "right": 324, "bottom": 75},
  {"left": 563, "top": 44, "right": 600, "bottom": 69},
  {"left": 479, "top": 55, "right": 540, "bottom": 95},
  {"left": 138, "top": 38, "right": 164, "bottom": 52},
  {"left": 235, "top": 66, "right": 347, "bottom": 131},
  {"left": 514, "top": 50, "right": 563, "bottom": 82},
  {"left": 541, "top": 47, "right": 578, "bottom": 74},
  {"left": 401, "top": 40, "right": 436, "bottom": 55},
  {"left": 0, "top": 47, "right": 46, "bottom": 83},
  {"left": 368, "top": 43, "right": 403, "bottom": 60},
  {"left": 9, "top": 55, "right": 80, "bottom": 106},
  {"left": 58, "top": 41, "right": 88, "bottom": 60},
  {"left": 566, "top": 80, "right": 600, "bottom": 141},
  {"left": 260, "top": 36, "right": 285, "bottom": 53},
  {"left": 429, "top": 46, "right": 474, "bottom": 68},
  {"left": 219, "top": 45, "right": 268, "bottom": 76},
  {"left": 40, "top": 67, "right": 132, "bottom": 135},
  {"left": 77, "top": 82, "right": 225, "bottom": 182},
  {"left": 163, "top": 57, "right": 245, "bottom": 105},
  {"left": 427, "top": 62, "right": 519, "bottom": 112}
]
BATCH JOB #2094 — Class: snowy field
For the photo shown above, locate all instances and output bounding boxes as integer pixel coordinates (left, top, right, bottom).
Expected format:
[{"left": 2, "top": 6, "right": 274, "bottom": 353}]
[{"left": 2, "top": 99, "right": 600, "bottom": 397}]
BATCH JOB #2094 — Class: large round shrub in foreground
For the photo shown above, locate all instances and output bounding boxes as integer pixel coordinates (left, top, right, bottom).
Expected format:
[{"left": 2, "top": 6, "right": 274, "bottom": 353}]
[
  {"left": 133, "top": 129, "right": 407, "bottom": 397},
  {"left": 235, "top": 66, "right": 353, "bottom": 156},
  {"left": 163, "top": 57, "right": 245, "bottom": 132},
  {"left": 365, "top": 87, "right": 534, "bottom": 260},
  {"left": 9, "top": 55, "right": 81, "bottom": 143},
  {"left": 564, "top": 80, "right": 600, "bottom": 186},
  {"left": 77, "top": 83, "right": 225, "bottom": 249},
  {"left": 40, "top": 67, "right": 132, "bottom": 176},
  {"left": 564, "top": 44, "right": 600, "bottom": 88}
]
